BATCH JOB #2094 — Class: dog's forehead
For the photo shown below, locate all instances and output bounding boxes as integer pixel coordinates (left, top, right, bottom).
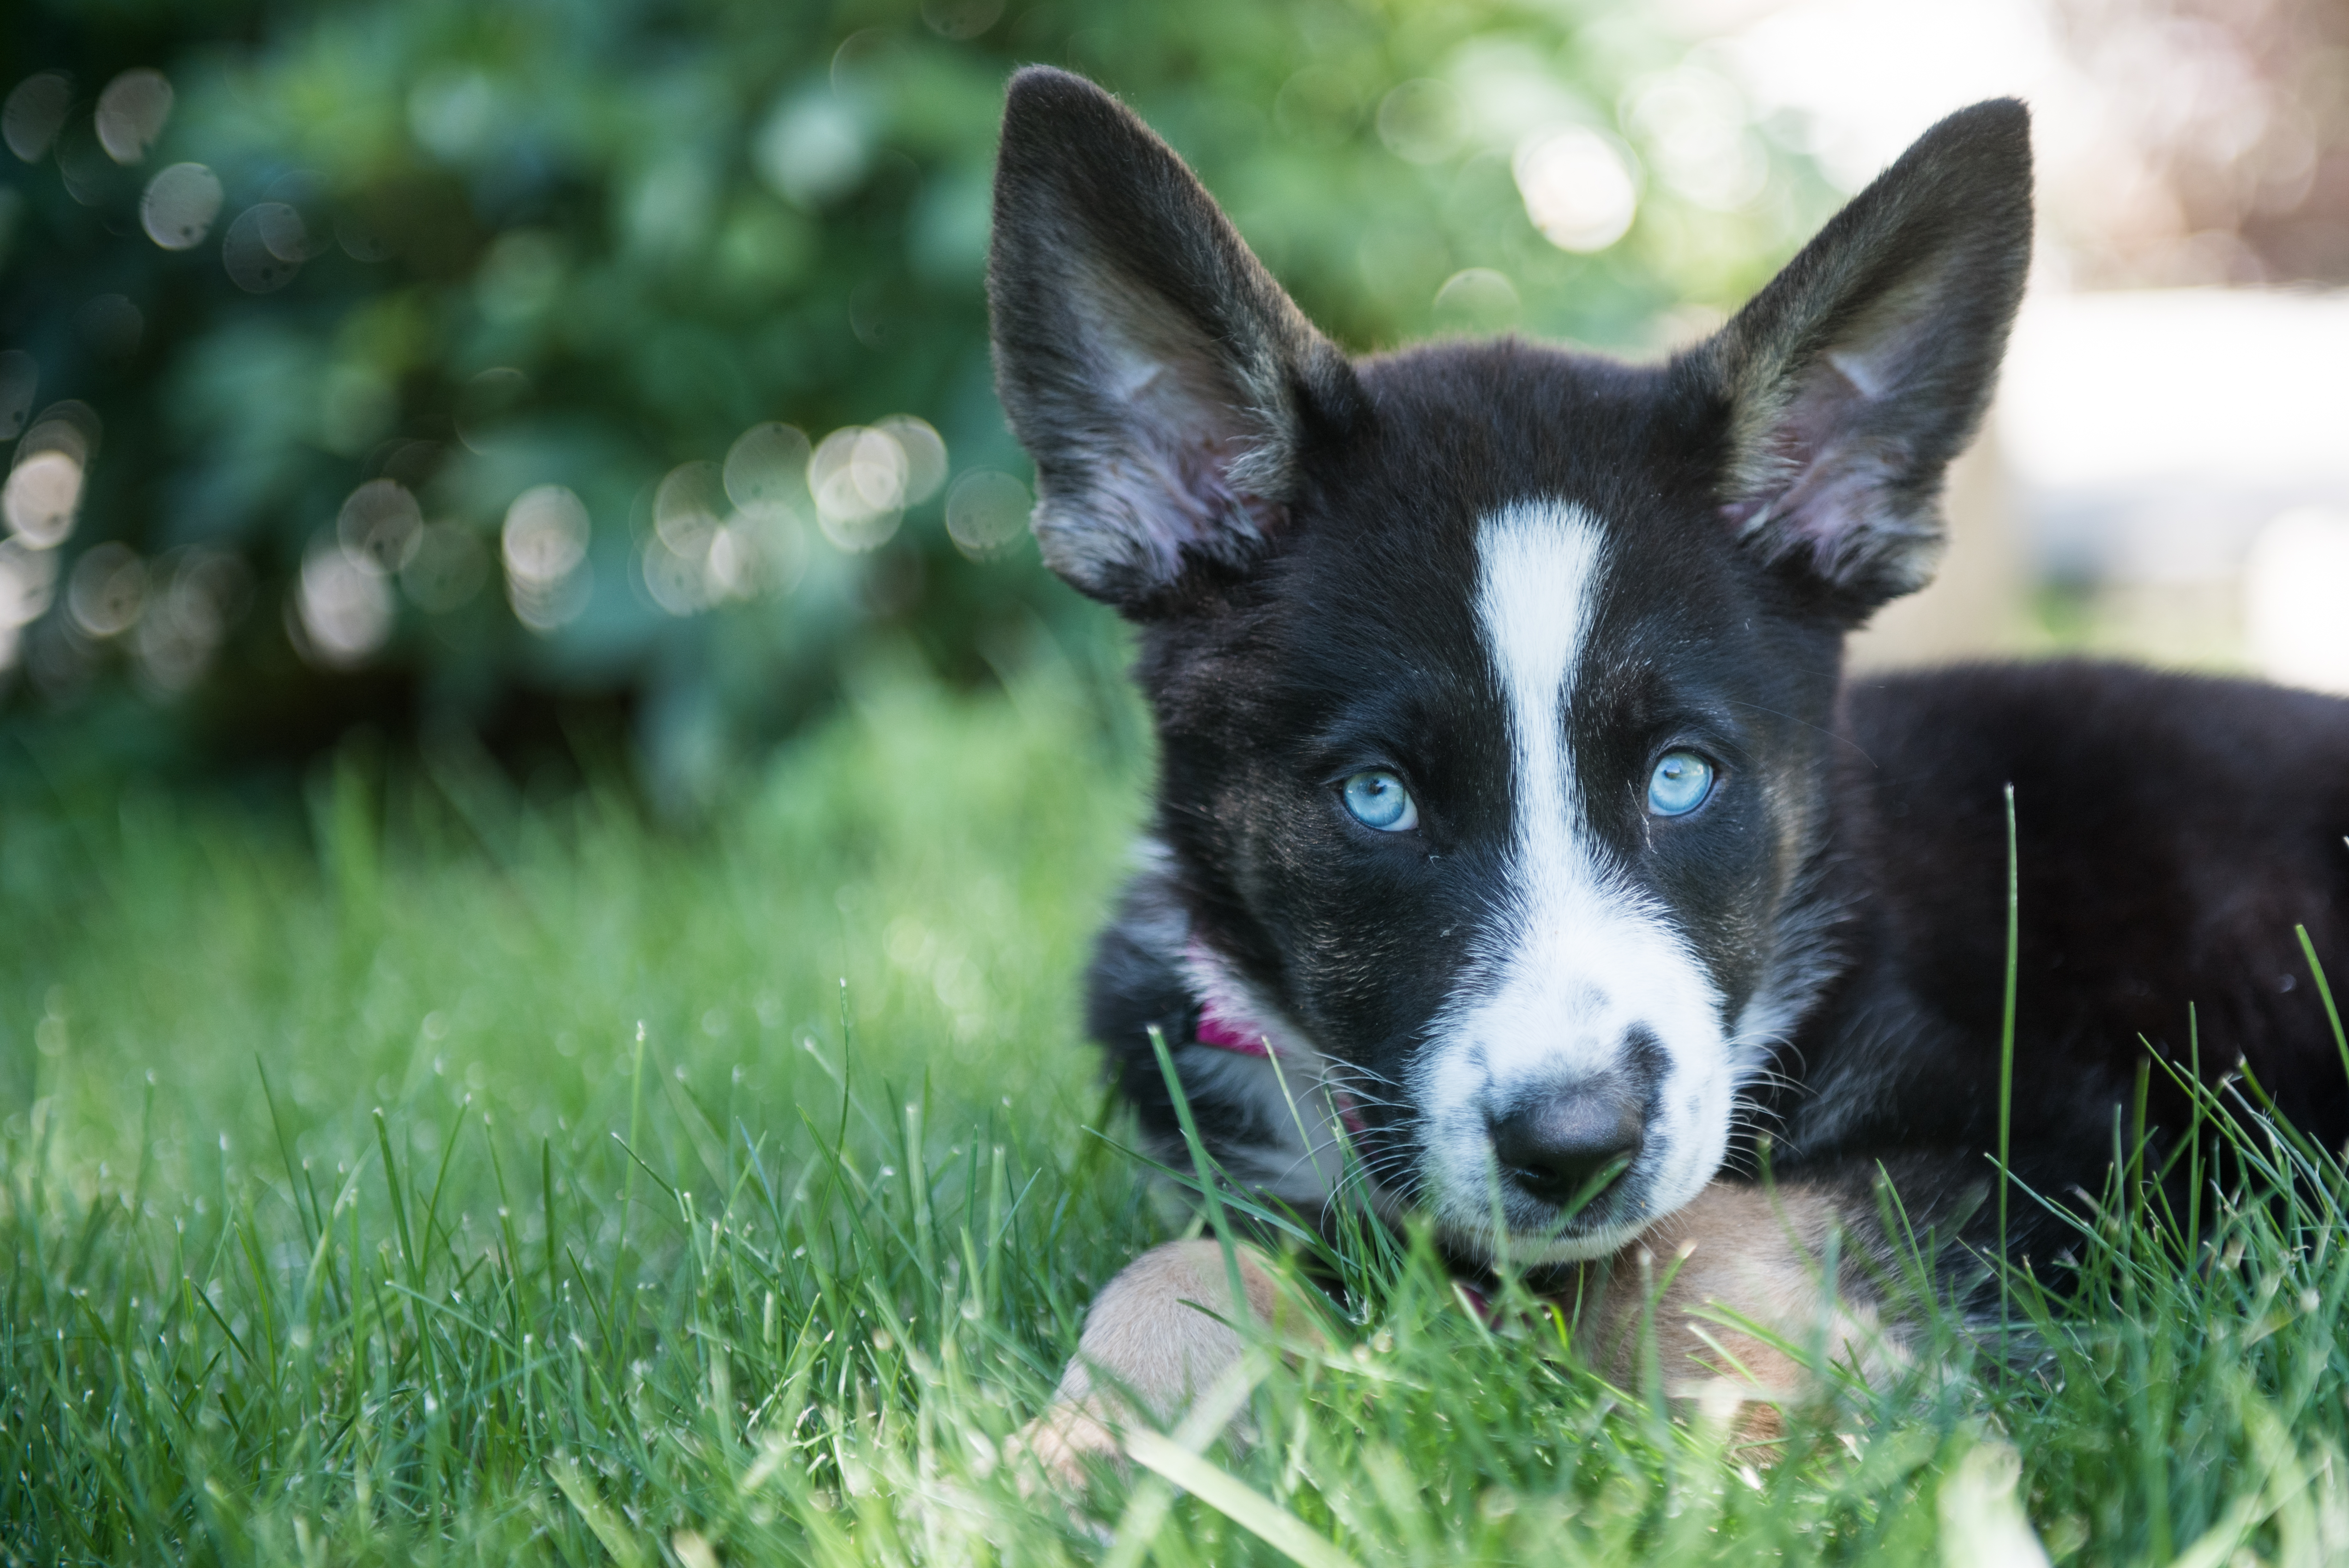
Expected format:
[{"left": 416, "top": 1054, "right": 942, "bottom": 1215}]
[
  {"left": 1262, "top": 343, "right": 1745, "bottom": 692},
  {"left": 1338, "top": 340, "right": 1687, "bottom": 512}
]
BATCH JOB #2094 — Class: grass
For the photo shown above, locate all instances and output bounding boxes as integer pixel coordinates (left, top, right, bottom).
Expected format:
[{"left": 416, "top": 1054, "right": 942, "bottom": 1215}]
[{"left": 4, "top": 648, "right": 2349, "bottom": 1566}]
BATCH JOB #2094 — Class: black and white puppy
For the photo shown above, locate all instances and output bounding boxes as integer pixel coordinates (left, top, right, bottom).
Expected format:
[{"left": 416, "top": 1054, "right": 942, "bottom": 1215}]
[{"left": 987, "top": 67, "right": 2349, "bottom": 1460}]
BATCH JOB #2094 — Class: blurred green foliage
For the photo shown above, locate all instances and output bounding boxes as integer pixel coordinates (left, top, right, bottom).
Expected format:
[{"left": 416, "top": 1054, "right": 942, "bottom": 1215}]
[{"left": 0, "top": 0, "right": 1831, "bottom": 805}]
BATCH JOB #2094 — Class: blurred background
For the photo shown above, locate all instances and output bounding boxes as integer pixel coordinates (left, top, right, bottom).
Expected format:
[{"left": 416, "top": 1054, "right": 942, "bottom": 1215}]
[{"left": 2, "top": 0, "right": 2345, "bottom": 809}]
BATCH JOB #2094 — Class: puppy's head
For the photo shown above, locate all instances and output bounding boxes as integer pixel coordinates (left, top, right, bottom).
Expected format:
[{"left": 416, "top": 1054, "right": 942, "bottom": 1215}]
[{"left": 989, "top": 68, "right": 2030, "bottom": 1262}]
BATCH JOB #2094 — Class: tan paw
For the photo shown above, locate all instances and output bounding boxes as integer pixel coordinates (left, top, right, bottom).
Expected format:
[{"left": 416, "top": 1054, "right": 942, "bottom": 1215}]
[
  {"left": 1008, "top": 1402, "right": 1125, "bottom": 1494},
  {"left": 1671, "top": 1374, "right": 1794, "bottom": 1459}
]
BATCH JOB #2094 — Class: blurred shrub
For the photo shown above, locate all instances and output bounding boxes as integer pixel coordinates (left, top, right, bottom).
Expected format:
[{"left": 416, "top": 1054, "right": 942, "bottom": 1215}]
[{"left": 0, "top": 0, "right": 1830, "bottom": 806}]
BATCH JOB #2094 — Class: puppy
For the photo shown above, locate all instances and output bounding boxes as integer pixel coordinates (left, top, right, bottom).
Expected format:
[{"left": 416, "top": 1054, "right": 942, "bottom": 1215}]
[{"left": 985, "top": 67, "right": 2349, "bottom": 1472}]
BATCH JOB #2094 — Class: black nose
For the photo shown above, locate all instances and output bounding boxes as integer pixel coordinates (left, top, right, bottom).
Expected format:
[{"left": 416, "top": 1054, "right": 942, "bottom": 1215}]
[{"left": 1489, "top": 1081, "right": 1644, "bottom": 1210}]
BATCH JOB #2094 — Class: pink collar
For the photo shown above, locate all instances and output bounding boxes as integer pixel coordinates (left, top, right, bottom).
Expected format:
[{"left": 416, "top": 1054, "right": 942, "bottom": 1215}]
[
  {"left": 1192, "top": 1000, "right": 1365, "bottom": 1135},
  {"left": 1195, "top": 1002, "right": 1271, "bottom": 1057},
  {"left": 1194, "top": 997, "right": 1492, "bottom": 1322}
]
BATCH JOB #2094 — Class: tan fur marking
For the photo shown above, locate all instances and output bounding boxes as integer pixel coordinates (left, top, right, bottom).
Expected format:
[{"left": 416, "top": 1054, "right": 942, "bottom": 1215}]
[
  {"left": 1578, "top": 1180, "right": 1902, "bottom": 1431},
  {"left": 1016, "top": 1239, "right": 1321, "bottom": 1488},
  {"left": 1021, "top": 1185, "right": 1898, "bottom": 1488}
]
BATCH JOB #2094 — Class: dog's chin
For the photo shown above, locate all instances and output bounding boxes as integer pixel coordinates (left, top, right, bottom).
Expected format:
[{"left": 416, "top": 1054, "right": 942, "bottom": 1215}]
[
  {"left": 1422, "top": 1180, "right": 1661, "bottom": 1267},
  {"left": 1439, "top": 1215, "right": 1652, "bottom": 1268}
]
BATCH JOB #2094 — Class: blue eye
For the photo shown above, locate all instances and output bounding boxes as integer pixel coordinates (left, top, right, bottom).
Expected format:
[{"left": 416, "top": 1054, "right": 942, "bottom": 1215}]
[
  {"left": 1341, "top": 769, "right": 1418, "bottom": 832},
  {"left": 1646, "top": 751, "right": 1714, "bottom": 817}
]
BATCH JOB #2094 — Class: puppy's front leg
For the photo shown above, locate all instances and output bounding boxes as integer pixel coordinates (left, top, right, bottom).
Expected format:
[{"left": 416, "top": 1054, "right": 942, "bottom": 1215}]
[
  {"left": 1020, "top": 1238, "right": 1313, "bottom": 1487},
  {"left": 1582, "top": 1180, "right": 1905, "bottom": 1439}
]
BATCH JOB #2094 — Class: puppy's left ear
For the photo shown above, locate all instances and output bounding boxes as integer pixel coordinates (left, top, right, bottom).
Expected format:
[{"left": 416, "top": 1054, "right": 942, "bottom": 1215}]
[
  {"left": 1678, "top": 99, "right": 2032, "bottom": 621},
  {"left": 988, "top": 67, "right": 1363, "bottom": 615}
]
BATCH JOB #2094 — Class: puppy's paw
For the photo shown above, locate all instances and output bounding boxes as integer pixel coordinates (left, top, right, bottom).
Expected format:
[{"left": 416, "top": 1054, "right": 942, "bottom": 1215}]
[
  {"left": 1672, "top": 1372, "right": 1793, "bottom": 1457},
  {"left": 1008, "top": 1402, "right": 1125, "bottom": 1494},
  {"left": 1583, "top": 1179, "right": 1908, "bottom": 1450}
]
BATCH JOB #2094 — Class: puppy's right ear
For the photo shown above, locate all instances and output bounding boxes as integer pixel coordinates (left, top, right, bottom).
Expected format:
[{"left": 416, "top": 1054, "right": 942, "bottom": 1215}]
[
  {"left": 989, "top": 68, "right": 1361, "bottom": 614},
  {"left": 1677, "top": 99, "right": 2032, "bottom": 623}
]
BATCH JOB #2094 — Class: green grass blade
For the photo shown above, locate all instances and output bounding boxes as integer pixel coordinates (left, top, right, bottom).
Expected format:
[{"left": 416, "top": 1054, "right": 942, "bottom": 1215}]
[
  {"left": 1999, "top": 781, "right": 2020, "bottom": 1350},
  {"left": 2296, "top": 924, "right": 2349, "bottom": 1089}
]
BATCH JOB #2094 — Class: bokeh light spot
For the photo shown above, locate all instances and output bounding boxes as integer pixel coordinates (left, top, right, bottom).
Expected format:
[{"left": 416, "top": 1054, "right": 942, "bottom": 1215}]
[
  {"left": 875, "top": 414, "right": 947, "bottom": 504},
  {"left": 654, "top": 462, "right": 725, "bottom": 556},
  {"left": 255, "top": 197, "right": 315, "bottom": 262},
  {"left": 722, "top": 423, "right": 811, "bottom": 519},
  {"left": 502, "top": 484, "right": 592, "bottom": 632},
  {"left": 1377, "top": 79, "right": 1467, "bottom": 165},
  {"left": 1514, "top": 127, "right": 1639, "bottom": 252},
  {"left": 337, "top": 478, "right": 424, "bottom": 575},
  {"left": 642, "top": 451, "right": 806, "bottom": 617},
  {"left": 2, "top": 73, "right": 71, "bottom": 163},
  {"left": 754, "top": 93, "right": 870, "bottom": 211},
  {"left": 399, "top": 521, "right": 488, "bottom": 615},
  {"left": 1433, "top": 268, "right": 1522, "bottom": 333},
  {"left": 140, "top": 162, "right": 222, "bottom": 249},
  {"left": 134, "top": 548, "right": 246, "bottom": 694},
  {"left": 293, "top": 539, "right": 394, "bottom": 665},
  {"left": 409, "top": 69, "right": 499, "bottom": 162},
  {"left": 455, "top": 368, "right": 530, "bottom": 452},
  {"left": 1624, "top": 67, "right": 1764, "bottom": 214},
  {"left": 705, "top": 527, "right": 753, "bottom": 598},
  {"left": 4, "top": 451, "right": 84, "bottom": 548},
  {"left": 67, "top": 541, "right": 145, "bottom": 637},
  {"left": 319, "top": 364, "right": 394, "bottom": 456},
  {"left": 640, "top": 538, "right": 707, "bottom": 617},
  {"left": 336, "top": 210, "right": 392, "bottom": 264},
  {"left": 19, "top": 401, "right": 100, "bottom": 468},
  {"left": 55, "top": 120, "right": 123, "bottom": 208},
  {"left": 808, "top": 426, "right": 907, "bottom": 552},
  {"left": 222, "top": 205, "right": 303, "bottom": 292},
  {"left": 944, "top": 470, "right": 1031, "bottom": 560},
  {"left": 95, "top": 69, "right": 173, "bottom": 165},
  {"left": 476, "top": 229, "right": 565, "bottom": 322},
  {"left": 921, "top": 0, "right": 1002, "bottom": 38}
]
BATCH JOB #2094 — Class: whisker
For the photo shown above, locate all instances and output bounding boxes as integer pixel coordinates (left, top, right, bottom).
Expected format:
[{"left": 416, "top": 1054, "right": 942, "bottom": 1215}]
[{"left": 1719, "top": 693, "right": 1877, "bottom": 766}]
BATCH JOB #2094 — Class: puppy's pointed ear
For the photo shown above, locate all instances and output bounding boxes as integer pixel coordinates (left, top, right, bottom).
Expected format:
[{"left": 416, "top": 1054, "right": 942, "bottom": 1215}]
[
  {"left": 1679, "top": 99, "right": 2032, "bottom": 621},
  {"left": 989, "top": 67, "right": 1362, "bottom": 614}
]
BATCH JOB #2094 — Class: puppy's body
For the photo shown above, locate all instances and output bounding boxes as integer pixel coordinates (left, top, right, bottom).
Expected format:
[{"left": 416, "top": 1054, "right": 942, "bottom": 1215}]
[
  {"left": 984, "top": 67, "right": 2349, "bottom": 1462},
  {"left": 1773, "top": 663, "right": 2349, "bottom": 1248}
]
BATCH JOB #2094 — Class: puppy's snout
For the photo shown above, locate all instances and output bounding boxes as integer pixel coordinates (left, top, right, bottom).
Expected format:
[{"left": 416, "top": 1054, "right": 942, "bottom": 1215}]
[{"left": 1488, "top": 1079, "right": 1643, "bottom": 1211}]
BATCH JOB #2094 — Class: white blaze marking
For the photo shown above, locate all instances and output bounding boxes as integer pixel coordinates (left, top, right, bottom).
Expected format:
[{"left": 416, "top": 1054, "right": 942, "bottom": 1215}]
[
  {"left": 1480, "top": 504, "right": 1605, "bottom": 1074},
  {"left": 1417, "top": 499, "right": 1733, "bottom": 1263}
]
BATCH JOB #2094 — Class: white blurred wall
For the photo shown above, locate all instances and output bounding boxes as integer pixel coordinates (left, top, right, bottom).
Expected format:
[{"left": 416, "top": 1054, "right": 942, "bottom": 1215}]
[
  {"left": 1688, "top": 0, "right": 2349, "bottom": 687},
  {"left": 1850, "top": 288, "right": 2349, "bottom": 684}
]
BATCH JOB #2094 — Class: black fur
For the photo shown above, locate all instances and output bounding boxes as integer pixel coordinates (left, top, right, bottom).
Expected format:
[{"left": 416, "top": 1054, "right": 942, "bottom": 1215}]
[
  {"left": 990, "top": 66, "right": 2349, "bottom": 1274},
  {"left": 1777, "top": 663, "right": 2349, "bottom": 1255}
]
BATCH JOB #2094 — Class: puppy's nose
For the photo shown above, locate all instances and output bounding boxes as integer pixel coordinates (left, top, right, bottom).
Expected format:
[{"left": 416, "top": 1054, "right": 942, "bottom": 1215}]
[{"left": 1489, "top": 1081, "right": 1643, "bottom": 1210}]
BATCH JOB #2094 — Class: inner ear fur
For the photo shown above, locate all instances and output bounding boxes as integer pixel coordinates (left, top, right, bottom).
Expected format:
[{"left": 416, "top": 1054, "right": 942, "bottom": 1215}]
[
  {"left": 988, "top": 66, "right": 1363, "bottom": 615},
  {"left": 1676, "top": 98, "right": 2033, "bottom": 622}
]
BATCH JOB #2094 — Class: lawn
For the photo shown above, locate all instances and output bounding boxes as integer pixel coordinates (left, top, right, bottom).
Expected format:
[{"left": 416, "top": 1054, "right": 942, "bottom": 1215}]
[{"left": 4, "top": 648, "right": 2346, "bottom": 1566}]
